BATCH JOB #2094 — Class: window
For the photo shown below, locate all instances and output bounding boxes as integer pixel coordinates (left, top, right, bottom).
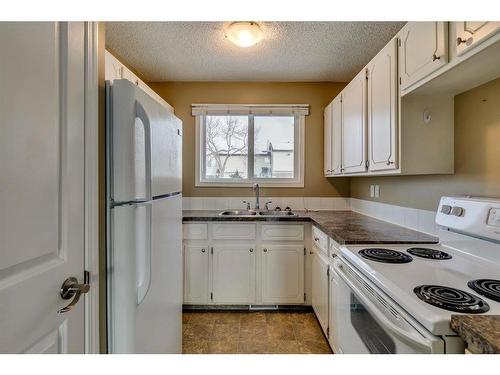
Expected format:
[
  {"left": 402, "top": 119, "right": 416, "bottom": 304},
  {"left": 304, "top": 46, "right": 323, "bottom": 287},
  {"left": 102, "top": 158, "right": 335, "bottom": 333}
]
[{"left": 193, "top": 104, "right": 308, "bottom": 187}]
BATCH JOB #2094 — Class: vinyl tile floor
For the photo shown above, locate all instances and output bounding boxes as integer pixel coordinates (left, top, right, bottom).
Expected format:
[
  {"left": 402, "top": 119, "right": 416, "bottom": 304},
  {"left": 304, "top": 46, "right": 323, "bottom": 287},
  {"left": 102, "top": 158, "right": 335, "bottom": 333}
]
[{"left": 182, "top": 311, "right": 333, "bottom": 354}]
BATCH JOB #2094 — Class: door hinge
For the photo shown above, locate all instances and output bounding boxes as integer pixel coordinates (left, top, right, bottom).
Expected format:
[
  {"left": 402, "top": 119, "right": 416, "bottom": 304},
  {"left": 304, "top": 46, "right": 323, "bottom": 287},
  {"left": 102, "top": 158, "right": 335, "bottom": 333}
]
[
  {"left": 84, "top": 270, "right": 90, "bottom": 284},
  {"left": 365, "top": 68, "right": 369, "bottom": 79},
  {"left": 210, "top": 247, "right": 213, "bottom": 255},
  {"left": 210, "top": 292, "right": 213, "bottom": 301},
  {"left": 304, "top": 247, "right": 306, "bottom": 255},
  {"left": 399, "top": 77, "right": 402, "bottom": 85},
  {"left": 398, "top": 38, "right": 401, "bottom": 47},
  {"left": 327, "top": 267, "right": 330, "bottom": 277},
  {"left": 304, "top": 293, "right": 306, "bottom": 302},
  {"left": 365, "top": 160, "right": 369, "bottom": 168},
  {"left": 327, "top": 327, "right": 330, "bottom": 337}
]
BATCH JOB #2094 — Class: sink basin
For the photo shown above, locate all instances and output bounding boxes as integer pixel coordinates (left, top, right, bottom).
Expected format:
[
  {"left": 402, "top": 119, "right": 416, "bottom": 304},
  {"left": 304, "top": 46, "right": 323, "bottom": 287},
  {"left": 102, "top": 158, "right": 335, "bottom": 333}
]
[
  {"left": 258, "top": 211, "right": 297, "bottom": 216},
  {"left": 219, "top": 210, "right": 257, "bottom": 216}
]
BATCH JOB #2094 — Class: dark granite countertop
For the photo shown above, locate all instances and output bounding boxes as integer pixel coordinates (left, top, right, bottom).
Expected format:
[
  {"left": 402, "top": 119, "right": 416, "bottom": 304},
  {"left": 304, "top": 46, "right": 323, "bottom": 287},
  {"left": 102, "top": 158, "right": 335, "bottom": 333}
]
[
  {"left": 451, "top": 315, "right": 500, "bottom": 354},
  {"left": 182, "top": 210, "right": 439, "bottom": 245}
]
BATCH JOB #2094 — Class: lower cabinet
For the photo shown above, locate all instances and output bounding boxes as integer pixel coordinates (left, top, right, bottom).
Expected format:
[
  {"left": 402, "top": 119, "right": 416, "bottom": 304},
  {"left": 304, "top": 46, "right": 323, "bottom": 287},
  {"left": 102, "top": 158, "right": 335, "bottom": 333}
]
[
  {"left": 311, "top": 246, "right": 329, "bottom": 335},
  {"left": 212, "top": 244, "right": 256, "bottom": 304},
  {"left": 182, "top": 222, "right": 306, "bottom": 306},
  {"left": 261, "top": 245, "right": 305, "bottom": 304},
  {"left": 183, "top": 244, "right": 209, "bottom": 304},
  {"left": 328, "top": 263, "right": 340, "bottom": 353}
]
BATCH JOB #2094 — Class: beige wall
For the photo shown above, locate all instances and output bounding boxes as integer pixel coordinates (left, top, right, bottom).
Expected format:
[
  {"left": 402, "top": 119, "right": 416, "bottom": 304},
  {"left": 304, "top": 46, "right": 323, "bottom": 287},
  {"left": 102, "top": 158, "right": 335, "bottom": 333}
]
[
  {"left": 149, "top": 81, "right": 349, "bottom": 197},
  {"left": 350, "top": 78, "right": 500, "bottom": 211}
]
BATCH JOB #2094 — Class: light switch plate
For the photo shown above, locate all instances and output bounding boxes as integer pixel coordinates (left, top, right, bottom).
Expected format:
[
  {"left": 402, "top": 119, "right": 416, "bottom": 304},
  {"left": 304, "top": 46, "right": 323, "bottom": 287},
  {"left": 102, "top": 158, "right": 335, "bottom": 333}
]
[
  {"left": 374, "top": 185, "right": 380, "bottom": 198},
  {"left": 370, "top": 185, "right": 375, "bottom": 198}
]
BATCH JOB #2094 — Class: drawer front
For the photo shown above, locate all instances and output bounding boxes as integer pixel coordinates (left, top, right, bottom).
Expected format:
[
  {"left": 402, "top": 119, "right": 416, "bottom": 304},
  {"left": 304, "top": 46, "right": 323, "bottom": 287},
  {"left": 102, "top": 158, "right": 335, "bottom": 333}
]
[
  {"left": 261, "top": 224, "right": 304, "bottom": 241},
  {"left": 212, "top": 223, "right": 256, "bottom": 240},
  {"left": 183, "top": 223, "right": 208, "bottom": 240},
  {"left": 312, "top": 225, "right": 328, "bottom": 255}
]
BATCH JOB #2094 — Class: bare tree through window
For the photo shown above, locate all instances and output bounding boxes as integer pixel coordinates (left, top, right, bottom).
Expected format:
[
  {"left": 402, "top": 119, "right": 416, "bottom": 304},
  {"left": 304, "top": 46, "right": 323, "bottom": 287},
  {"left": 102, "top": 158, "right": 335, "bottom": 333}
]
[{"left": 205, "top": 115, "right": 248, "bottom": 178}]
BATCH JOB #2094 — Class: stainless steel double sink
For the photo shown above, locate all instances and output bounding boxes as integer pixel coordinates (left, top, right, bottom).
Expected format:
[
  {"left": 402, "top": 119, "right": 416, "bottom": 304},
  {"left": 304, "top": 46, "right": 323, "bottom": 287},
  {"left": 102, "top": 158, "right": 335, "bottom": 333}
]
[{"left": 219, "top": 210, "right": 297, "bottom": 217}]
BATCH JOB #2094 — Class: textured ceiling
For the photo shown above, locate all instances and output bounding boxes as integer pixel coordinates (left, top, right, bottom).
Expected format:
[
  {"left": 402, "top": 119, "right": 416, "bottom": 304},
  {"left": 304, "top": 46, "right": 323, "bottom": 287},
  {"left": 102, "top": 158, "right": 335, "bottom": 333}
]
[{"left": 106, "top": 22, "right": 406, "bottom": 82}]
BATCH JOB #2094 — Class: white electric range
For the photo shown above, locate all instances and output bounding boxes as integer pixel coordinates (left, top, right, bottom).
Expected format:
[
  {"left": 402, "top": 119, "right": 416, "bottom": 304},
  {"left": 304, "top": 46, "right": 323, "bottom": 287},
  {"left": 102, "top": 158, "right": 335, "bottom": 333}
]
[{"left": 331, "top": 196, "right": 500, "bottom": 354}]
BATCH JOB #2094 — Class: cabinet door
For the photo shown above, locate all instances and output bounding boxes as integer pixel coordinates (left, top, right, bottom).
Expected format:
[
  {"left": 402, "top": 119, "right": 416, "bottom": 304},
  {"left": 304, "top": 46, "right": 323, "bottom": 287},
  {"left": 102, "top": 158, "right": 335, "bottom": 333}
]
[
  {"left": 324, "top": 102, "right": 333, "bottom": 176},
  {"left": 311, "top": 248, "right": 329, "bottom": 335},
  {"left": 328, "top": 265, "right": 340, "bottom": 353},
  {"left": 261, "top": 245, "right": 304, "bottom": 304},
  {"left": 105, "top": 50, "right": 123, "bottom": 81},
  {"left": 367, "top": 38, "right": 399, "bottom": 172},
  {"left": 400, "top": 22, "right": 448, "bottom": 90},
  {"left": 183, "top": 244, "right": 209, "bottom": 304},
  {"left": 212, "top": 244, "right": 256, "bottom": 304},
  {"left": 342, "top": 70, "right": 367, "bottom": 174},
  {"left": 331, "top": 95, "right": 343, "bottom": 175},
  {"left": 455, "top": 22, "right": 500, "bottom": 56}
]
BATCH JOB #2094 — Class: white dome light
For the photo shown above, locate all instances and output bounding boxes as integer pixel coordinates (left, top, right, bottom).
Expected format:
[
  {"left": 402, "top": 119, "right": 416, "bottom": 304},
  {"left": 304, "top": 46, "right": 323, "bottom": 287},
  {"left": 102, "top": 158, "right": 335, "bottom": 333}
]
[{"left": 225, "top": 21, "right": 263, "bottom": 48}]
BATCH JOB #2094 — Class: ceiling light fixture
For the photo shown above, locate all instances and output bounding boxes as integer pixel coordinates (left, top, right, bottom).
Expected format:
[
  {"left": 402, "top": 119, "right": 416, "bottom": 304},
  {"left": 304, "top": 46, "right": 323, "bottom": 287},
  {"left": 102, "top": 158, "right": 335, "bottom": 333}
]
[{"left": 224, "top": 21, "right": 263, "bottom": 48}]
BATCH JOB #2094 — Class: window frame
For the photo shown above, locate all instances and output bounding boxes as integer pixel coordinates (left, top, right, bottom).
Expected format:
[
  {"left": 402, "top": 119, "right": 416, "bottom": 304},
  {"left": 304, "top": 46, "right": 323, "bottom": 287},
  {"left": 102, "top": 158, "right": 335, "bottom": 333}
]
[{"left": 194, "top": 106, "right": 306, "bottom": 187}]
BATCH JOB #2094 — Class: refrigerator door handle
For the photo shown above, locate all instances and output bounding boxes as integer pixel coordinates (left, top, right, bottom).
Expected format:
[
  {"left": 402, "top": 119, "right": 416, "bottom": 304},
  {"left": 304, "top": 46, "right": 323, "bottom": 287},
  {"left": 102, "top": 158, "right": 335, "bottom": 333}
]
[
  {"left": 136, "top": 203, "right": 152, "bottom": 305},
  {"left": 135, "top": 100, "right": 152, "bottom": 201}
]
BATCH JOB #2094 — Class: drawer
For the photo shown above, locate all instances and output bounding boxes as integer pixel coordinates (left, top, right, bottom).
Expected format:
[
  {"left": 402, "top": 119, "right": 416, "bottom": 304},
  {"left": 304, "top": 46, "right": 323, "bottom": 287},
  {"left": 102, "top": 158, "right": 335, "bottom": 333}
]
[
  {"left": 183, "top": 223, "right": 208, "bottom": 240},
  {"left": 261, "top": 224, "right": 304, "bottom": 241},
  {"left": 312, "top": 225, "right": 328, "bottom": 255},
  {"left": 212, "top": 223, "right": 256, "bottom": 240}
]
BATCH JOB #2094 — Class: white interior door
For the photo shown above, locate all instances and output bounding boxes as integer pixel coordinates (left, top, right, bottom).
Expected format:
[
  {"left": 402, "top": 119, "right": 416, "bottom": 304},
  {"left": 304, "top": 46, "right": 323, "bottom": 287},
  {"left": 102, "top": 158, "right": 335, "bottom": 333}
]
[
  {"left": 0, "top": 22, "right": 87, "bottom": 353},
  {"left": 368, "top": 38, "right": 399, "bottom": 172},
  {"left": 341, "top": 70, "right": 367, "bottom": 174}
]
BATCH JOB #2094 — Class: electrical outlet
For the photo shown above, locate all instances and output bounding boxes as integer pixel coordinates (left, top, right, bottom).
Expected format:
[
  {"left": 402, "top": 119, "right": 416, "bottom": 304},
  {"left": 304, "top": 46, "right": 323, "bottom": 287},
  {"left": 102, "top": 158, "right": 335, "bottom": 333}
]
[
  {"left": 374, "top": 185, "right": 380, "bottom": 198},
  {"left": 370, "top": 185, "right": 375, "bottom": 198}
]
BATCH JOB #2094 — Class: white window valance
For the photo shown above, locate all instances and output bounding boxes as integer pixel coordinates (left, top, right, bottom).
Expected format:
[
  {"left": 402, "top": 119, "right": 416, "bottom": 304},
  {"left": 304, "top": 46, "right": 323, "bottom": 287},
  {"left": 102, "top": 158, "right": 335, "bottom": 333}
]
[{"left": 191, "top": 104, "right": 310, "bottom": 116}]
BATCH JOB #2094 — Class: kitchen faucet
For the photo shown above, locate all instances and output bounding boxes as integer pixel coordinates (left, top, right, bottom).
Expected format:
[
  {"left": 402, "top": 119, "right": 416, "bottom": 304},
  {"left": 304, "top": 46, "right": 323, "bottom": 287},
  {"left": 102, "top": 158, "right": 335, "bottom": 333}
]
[{"left": 252, "top": 183, "right": 260, "bottom": 210}]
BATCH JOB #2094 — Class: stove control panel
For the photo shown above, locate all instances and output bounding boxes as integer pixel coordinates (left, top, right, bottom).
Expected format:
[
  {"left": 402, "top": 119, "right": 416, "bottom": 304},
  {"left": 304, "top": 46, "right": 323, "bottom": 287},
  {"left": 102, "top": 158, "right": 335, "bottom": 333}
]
[
  {"left": 436, "top": 196, "right": 500, "bottom": 241},
  {"left": 487, "top": 208, "right": 500, "bottom": 227}
]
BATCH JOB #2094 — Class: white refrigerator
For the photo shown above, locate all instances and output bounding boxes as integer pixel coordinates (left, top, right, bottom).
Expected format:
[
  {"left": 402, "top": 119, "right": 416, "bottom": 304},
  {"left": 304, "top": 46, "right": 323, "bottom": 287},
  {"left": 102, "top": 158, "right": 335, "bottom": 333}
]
[{"left": 106, "top": 79, "right": 183, "bottom": 353}]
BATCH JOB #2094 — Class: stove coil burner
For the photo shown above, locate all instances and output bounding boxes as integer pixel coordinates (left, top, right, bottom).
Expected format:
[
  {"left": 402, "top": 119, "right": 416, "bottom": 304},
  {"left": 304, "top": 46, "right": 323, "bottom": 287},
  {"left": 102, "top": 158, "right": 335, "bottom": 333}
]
[
  {"left": 414, "top": 285, "right": 490, "bottom": 313},
  {"left": 468, "top": 279, "right": 500, "bottom": 303},
  {"left": 358, "top": 248, "right": 413, "bottom": 264},
  {"left": 407, "top": 247, "right": 452, "bottom": 260}
]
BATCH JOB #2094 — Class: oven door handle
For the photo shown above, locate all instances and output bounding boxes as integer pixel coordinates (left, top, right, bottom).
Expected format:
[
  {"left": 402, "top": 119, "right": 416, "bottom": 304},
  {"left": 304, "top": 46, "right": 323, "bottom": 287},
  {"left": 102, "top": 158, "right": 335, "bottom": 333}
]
[{"left": 334, "top": 261, "right": 440, "bottom": 353}]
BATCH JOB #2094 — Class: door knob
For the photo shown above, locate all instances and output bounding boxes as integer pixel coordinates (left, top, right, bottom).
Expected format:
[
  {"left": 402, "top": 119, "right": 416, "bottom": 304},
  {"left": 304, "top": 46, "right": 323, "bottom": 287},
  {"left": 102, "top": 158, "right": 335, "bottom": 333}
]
[{"left": 58, "top": 276, "right": 90, "bottom": 314}]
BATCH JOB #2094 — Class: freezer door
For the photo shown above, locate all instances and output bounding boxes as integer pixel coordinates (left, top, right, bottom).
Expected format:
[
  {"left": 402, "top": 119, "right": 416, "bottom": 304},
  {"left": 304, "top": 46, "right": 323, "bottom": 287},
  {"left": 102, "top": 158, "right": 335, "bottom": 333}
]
[
  {"left": 151, "top": 109, "right": 182, "bottom": 197},
  {"left": 108, "top": 79, "right": 182, "bottom": 203},
  {"left": 108, "top": 195, "right": 182, "bottom": 354}
]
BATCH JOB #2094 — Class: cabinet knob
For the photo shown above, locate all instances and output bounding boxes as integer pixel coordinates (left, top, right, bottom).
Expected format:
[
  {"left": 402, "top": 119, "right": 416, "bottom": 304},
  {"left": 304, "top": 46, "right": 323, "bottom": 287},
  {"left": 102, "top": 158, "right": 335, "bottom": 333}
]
[
  {"left": 263, "top": 248, "right": 268, "bottom": 253},
  {"left": 314, "top": 237, "right": 320, "bottom": 242},
  {"left": 432, "top": 54, "right": 440, "bottom": 61},
  {"left": 249, "top": 248, "right": 253, "bottom": 252},
  {"left": 456, "top": 37, "right": 473, "bottom": 46},
  {"left": 201, "top": 248, "right": 206, "bottom": 253},
  {"left": 386, "top": 160, "right": 394, "bottom": 165}
]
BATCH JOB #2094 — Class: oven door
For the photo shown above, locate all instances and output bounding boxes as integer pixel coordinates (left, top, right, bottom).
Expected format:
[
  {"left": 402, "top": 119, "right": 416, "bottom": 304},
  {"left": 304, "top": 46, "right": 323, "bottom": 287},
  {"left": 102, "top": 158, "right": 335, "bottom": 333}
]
[{"left": 333, "top": 258, "right": 444, "bottom": 354}]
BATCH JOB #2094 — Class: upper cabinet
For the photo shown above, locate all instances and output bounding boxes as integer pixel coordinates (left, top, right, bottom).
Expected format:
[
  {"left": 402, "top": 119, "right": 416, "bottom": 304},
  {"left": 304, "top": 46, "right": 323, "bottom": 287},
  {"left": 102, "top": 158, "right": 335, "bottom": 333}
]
[
  {"left": 324, "top": 21, "right": 500, "bottom": 178},
  {"left": 367, "top": 38, "right": 398, "bottom": 172},
  {"left": 323, "top": 96, "right": 342, "bottom": 177},
  {"left": 455, "top": 22, "right": 500, "bottom": 56},
  {"left": 105, "top": 50, "right": 173, "bottom": 112},
  {"left": 399, "top": 22, "right": 448, "bottom": 91},
  {"left": 341, "top": 70, "right": 367, "bottom": 174}
]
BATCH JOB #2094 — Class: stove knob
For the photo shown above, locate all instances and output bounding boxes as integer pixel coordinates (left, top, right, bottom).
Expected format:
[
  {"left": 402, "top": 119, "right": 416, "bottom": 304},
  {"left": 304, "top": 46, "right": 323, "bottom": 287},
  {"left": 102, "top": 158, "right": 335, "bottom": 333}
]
[
  {"left": 440, "top": 204, "right": 452, "bottom": 215},
  {"left": 451, "top": 206, "right": 465, "bottom": 217}
]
